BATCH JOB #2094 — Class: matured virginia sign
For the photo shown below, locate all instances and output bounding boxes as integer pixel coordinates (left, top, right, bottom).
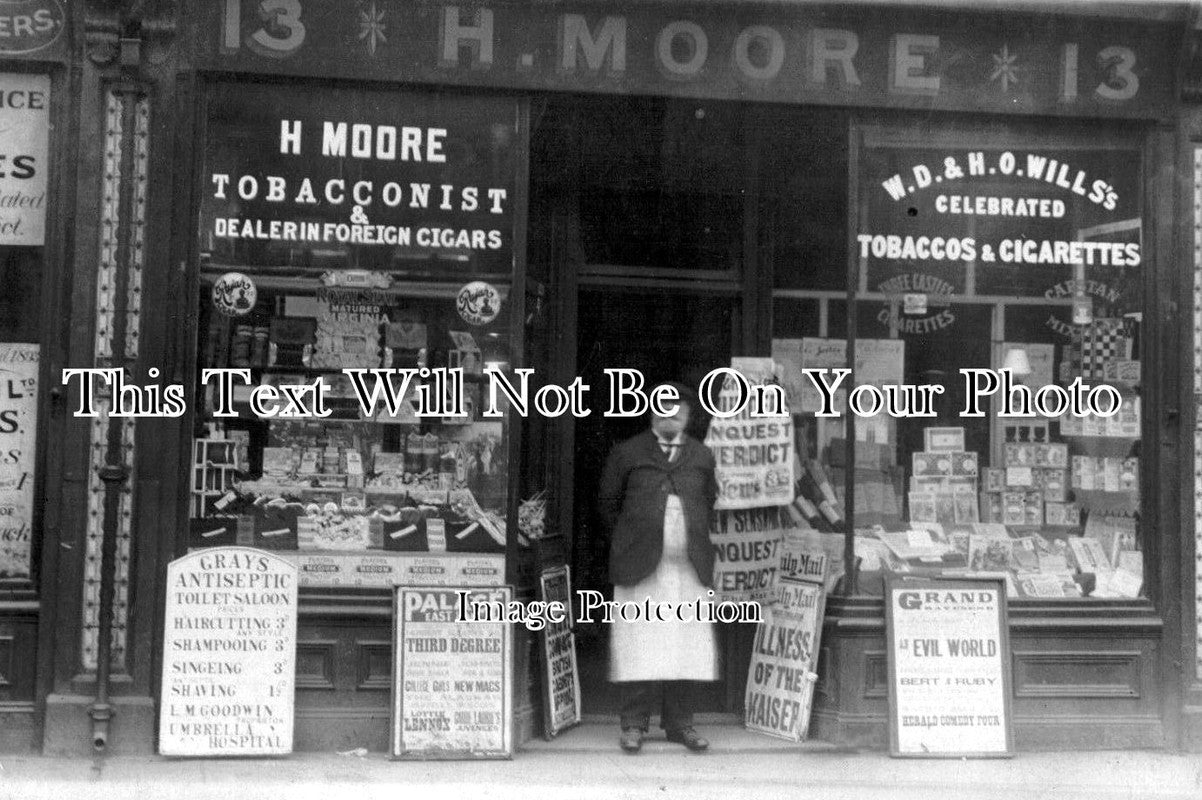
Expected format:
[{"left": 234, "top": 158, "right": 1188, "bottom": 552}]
[
  {"left": 159, "top": 548, "right": 298, "bottom": 756},
  {"left": 0, "top": 73, "right": 49, "bottom": 246},
  {"left": 0, "top": 342, "right": 36, "bottom": 578},
  {"left": 744, "top": 530, "right": 827, "bottom": 741},
  {"left": 537, "top": 566, "right": 581, "bottom": 738},
  {"left": 200, "top": 1, "right": 1175, "bottom": 119},
  {"left": 392, "top": 585, "right": 513, "bottom": 759},
  {"left": 885, "top": 576, "right": 1014, "bottom": 758}
]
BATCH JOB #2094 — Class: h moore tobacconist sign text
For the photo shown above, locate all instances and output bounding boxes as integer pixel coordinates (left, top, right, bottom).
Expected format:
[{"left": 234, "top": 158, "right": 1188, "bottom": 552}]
[
  {"left": 159, "top": 548, "right": 298, "bottom": 756},
  {"left": 886, "top": 578, "right": 1013, "bottom": 758},
  {"left": 203, "top": 1, "right": 1174, "bottom": 118},
  {"left": 200, "top": 83, "right": 516, "bottom": 274}
]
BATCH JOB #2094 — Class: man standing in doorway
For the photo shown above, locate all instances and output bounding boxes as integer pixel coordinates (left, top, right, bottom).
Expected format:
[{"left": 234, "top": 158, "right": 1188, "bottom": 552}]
[{"left": 598, "top": 383, "right": 719, "bottom": 754}]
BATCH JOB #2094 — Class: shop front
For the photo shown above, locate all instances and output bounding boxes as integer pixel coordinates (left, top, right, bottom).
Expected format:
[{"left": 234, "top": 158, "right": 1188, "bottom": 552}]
[{"left": 14, "top": 0, "right": 1202, "bottom": 754}]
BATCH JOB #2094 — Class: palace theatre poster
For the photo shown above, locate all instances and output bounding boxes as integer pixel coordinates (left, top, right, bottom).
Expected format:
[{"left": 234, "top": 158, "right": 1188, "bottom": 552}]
[{"left": 6, "top": 0, "right": 1202, "bottom": 754}]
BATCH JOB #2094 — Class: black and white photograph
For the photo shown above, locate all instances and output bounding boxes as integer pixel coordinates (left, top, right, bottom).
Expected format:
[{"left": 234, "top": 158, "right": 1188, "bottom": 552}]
[{"left": 0, "top": 0, "right": 1200, "bottom": 798}]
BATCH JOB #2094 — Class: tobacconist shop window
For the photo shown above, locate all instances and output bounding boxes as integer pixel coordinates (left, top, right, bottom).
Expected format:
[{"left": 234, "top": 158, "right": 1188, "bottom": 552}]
[
  {"left": 188, "top": 80, "right": 520, "bottom": 567},
  {"left": 772, "top": 121, "right": 1145, "bottom": 603}
]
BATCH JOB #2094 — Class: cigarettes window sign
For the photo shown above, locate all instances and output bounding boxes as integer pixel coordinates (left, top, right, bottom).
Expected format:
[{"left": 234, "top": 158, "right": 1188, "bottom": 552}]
[{"left": 858, "top": 134, "right": 1142, "bottom": 320}]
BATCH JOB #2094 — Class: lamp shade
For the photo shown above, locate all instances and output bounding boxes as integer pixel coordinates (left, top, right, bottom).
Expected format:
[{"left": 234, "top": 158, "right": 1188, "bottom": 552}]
[{"left": 1002, "top": 347, "right": 1032, "bottom": 376}]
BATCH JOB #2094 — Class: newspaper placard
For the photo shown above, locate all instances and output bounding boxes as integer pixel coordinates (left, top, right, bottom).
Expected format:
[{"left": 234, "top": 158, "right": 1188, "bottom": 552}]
[
  {"left": 0, "top": 343, "right": 37, "bottom": 579},
  {"left": 158, "top": 548, "right": 298, "bottom": 756},
  {"left": 705, "top": 357, "right": 795, "bottom": 510},
  {"left": 0, "top": 73, "right": 49, "bottom": 246},
  {"left": 744, "top": 530, "right": 828, "bottom": 741},
  {"left": 710, "top": 507, "right": 788, "bottom": 602},
  {"left": 392, "top": 585, "right": 513, "bottom": 759},
  {"left": 537, "top": 566, "right": 581, "bottom": 738},
  {"left": 787, "top": 338, "right": 906, "bottom": 413},
  {"left": 886, "top": 576, "right": 1014, "bottom": 758}
]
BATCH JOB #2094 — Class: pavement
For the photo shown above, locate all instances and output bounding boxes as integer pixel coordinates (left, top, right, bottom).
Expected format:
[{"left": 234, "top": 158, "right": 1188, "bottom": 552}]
[{"left": 0, "top": 724, "right": 1199, "bottom": 800}]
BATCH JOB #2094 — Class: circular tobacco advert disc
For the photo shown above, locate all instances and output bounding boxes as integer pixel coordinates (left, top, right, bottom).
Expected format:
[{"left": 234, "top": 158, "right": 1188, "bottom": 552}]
[
  {"left": 212, "top": 272, "right": 257, "bottom": 317},
  {"left": 456, "top": 281, "right": 502, "bottom": 325}
]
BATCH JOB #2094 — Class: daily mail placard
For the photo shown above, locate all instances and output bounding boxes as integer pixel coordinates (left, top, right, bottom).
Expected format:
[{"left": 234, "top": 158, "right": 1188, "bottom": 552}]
[
  {"left": 392, "top": 585, "right": 513, "bottom": 759},
  {"left": 744, "top": 530, "right": 827, "bottom": 742},
  {"left": 159, "top": 548, "right": 298, "bottom": 756},
  {"left": 885, "top": 577, "right": 1014, "bottom": 758}
]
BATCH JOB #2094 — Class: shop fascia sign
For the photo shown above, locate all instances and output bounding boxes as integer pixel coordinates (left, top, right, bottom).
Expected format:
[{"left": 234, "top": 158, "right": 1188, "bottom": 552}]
[
  {"left": 208, "top": 1, "right": 1171, "bottom": 117},
  {"left": 0, "top": 0, "right": 66, "bottom": 55}
]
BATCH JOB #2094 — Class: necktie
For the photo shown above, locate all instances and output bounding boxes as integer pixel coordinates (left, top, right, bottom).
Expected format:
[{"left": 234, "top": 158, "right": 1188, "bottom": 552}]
[{"left": 660, "top": 440, "right": 680, "bottom": 462}]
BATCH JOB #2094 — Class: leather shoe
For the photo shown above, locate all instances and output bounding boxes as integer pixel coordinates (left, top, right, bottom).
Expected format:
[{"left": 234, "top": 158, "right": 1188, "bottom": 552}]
[
  {"left": 619, "top": 727, "right": 643, "bottom": 753},
  {"left": 666, "top": 726, "right": 709, "bottom": 752}
]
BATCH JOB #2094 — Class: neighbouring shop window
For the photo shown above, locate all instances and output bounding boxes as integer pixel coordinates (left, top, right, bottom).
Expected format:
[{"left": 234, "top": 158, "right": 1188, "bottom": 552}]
[
  {"left": 774, "top": 122, "right": 1145, "bottom": 602},
  {"left": 0, "top": 72, "right": 51, "bottom": 582},
  {"left": 190, "top": 81, "right": 519, "bottom": 579}
]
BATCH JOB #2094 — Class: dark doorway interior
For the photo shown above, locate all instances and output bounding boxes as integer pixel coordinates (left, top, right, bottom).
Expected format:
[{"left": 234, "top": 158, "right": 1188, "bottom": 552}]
[{"left": 570, "top": 286, "right": 740, "bottom": 715}]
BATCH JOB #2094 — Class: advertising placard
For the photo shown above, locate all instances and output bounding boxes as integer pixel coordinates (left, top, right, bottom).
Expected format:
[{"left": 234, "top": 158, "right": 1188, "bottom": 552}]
[
  {"left": 710, "top": 507, "right": 787, "bottom": 603},
  {"left": 0, "top": 73, "right": 50, "bottom": 246},
  {"left": 158, "top": 548, "right": 298, "bottom": 756},
  {"left": 705, "top": 357, "right": 794, "bottom": 510},
  {"left": 885, "top": 576, "right": 1014, "bottom": 758},
  {"left": 744, "top": 530, "right": 827, "bottom": 742},
  {"left": 0, "top": 343, "right": 37, "bottom": 579},
  {"left": 392, "top": 585, "right": 513, "bottom": 759},
  {"left": 537, "top": 566, "right": 581, "bottom": 738}
]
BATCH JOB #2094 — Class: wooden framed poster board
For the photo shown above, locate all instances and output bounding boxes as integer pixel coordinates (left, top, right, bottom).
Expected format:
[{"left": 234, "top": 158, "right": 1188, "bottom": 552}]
[
  {"left": 391, "top": 585, "right": 513, "bottom": 759},
  {"left": 885, "top": 576, "right": 1014, "bottom": 758},
  {"left": 537, "top": 566, "right": 581, "bottom": 738}
]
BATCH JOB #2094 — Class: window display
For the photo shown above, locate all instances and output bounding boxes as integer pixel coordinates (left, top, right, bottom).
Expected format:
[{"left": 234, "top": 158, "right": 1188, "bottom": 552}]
[
  {"left": 188, "top": 83, "right": 520, "bottom": 583},
  {"left": 774, "top": 124, "right": 1144, "bottom": 601}
]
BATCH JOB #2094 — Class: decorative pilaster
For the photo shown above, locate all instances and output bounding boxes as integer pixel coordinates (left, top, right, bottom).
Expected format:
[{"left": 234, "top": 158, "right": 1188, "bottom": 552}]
[
  {"left": 1193, "top": 147, "right": 1202, "bottom": 682},
  {"left": 80, "top": 87, "right": 150, "bottom": 673}
]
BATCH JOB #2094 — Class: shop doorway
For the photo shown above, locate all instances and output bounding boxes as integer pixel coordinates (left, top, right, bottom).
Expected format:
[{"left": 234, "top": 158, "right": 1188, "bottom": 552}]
[{"left": 569, "top": 285, "right": 750, "bottom": 716}]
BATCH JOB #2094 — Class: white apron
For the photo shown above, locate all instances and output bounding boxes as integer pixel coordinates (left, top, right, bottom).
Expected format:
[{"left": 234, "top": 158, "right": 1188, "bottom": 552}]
[{"left": 609, "top": 495, "right": 720, "bottom": 682}]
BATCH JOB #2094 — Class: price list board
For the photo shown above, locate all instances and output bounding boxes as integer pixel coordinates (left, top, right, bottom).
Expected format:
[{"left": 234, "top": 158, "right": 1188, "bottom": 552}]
[
  {"left": 392, "top": 585, "right": 513, "bottom": 759},
  {"left": 159, "top": 548, "right": 298, "bottom": 756}
]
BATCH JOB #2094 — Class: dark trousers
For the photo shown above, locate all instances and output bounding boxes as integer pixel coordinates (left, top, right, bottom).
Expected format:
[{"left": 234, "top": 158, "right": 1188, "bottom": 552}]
[{"left": 617, "top": 680, "right": 695, "bottom": 732}]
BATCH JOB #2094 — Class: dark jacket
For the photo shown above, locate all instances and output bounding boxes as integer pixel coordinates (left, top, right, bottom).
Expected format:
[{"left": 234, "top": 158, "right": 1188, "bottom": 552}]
[{"left": 598, "top": 429, "right": 718, "bottom": 587}]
